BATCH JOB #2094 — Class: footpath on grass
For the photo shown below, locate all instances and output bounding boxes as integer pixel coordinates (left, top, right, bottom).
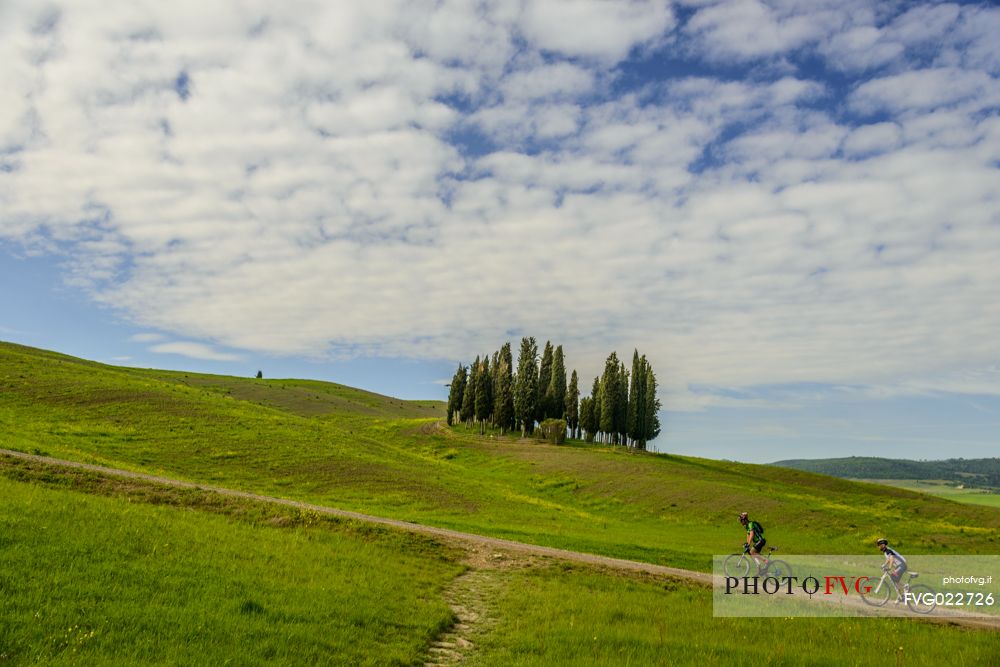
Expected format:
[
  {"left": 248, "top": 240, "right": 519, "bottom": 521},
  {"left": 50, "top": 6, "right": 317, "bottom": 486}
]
[
  {"left": 0, "top": 448, "right": 708, "bottom": 583},
  {"left": 3, "top": 448, "right": 998, "bottom": 632}
]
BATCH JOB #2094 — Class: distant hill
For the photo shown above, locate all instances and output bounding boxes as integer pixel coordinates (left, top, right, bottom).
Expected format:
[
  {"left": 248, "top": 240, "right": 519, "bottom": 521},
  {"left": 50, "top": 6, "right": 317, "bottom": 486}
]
[{"left": 773, "top": 456, "right": 1000, "bottom": 488}]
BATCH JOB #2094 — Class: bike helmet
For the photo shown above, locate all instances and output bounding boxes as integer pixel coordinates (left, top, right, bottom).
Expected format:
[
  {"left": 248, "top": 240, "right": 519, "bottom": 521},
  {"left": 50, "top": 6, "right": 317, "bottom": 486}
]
[
  {"left": 738, "top": 512, "right": 749, "bottom": 523},
  {"left": 876, "top": 538, "right": 888, "bottom": 546}
]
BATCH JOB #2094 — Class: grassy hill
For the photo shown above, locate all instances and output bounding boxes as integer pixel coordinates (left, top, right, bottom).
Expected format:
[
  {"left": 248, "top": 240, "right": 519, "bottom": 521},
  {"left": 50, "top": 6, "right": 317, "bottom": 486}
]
[
  {"left": 3, "top": 341, "right": 1000, "bottom": 663},
  {"left": 6, "top": 458, "right": 998, "bottom": 666},
  {"left": 2, "top": 341, "right": 999, "bottom": 569}
]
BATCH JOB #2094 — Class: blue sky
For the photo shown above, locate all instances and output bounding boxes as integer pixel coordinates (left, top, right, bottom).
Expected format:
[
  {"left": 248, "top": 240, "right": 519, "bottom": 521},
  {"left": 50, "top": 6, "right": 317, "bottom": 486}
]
[{"left": 1, "top": 1, "right": 998, "bottom": 463}]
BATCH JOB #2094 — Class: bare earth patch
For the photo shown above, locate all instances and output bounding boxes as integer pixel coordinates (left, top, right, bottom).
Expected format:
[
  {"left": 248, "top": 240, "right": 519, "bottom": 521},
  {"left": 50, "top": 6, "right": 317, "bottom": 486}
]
[{"left": 424, "top": 544, "right": 538, "bottom": 666}]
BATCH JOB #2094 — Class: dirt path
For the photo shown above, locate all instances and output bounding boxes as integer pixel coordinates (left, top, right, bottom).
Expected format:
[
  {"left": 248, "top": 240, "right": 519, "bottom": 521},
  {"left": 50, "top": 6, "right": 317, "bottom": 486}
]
[
  {"left": 0, "top": 448, "right": 709, "bottom": 583},
  {"left": 423, "top": 568, "right": 502, "bottom": 666},
  {"left": 3, "top": 448, "right": 998, "bottom": 635}
]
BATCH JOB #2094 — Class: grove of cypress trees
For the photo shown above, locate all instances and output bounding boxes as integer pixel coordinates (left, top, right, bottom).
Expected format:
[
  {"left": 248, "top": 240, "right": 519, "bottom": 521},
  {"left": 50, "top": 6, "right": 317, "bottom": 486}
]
[{"left": 449, "top": 341, "right": 662, "bottom": 449}]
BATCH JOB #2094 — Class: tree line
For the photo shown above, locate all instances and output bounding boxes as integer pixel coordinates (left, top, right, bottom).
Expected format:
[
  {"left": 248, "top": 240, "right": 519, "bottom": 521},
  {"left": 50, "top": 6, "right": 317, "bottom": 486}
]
[
  {"left": 446, "top": 337, "right": 661, "bottom": 449},
  {"left": 774, "top": 457, "right": 1000, "bottom": 489}
]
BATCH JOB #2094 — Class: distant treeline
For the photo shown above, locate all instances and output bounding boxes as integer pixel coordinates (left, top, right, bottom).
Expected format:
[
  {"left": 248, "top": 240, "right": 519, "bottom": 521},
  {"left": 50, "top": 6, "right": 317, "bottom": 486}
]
[
  {"left": 774, "top": 456, "right": 1000, "bottom": 488},
  {"left": 447, "top": 337, "right": 661, "bottom": 449}
]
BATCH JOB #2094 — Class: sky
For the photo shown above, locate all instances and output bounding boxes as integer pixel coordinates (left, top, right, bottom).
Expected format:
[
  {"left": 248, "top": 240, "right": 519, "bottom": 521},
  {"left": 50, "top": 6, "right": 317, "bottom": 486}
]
[{"left": 1, "top": 0, "right": 998, "bottom": 463}]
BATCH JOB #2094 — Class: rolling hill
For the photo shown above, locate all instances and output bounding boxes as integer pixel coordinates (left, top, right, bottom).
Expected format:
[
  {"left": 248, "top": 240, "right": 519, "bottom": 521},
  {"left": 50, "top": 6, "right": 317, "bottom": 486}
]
[
  {"left": 2, "top": 340, "right": 999, "bottom": 567},
  {"left": 3, "top": 340, "right": 1000, "bottom": 664}
]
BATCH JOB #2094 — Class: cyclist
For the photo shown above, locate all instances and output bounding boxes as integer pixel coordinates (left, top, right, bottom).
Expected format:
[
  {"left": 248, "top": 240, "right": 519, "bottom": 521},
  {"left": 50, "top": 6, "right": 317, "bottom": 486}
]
[
  {"left": 739, "top": 512, "right": 766, "bottom": 567},
  {"left": 876, "top": 538, "right": 907, "bottom": 589}
]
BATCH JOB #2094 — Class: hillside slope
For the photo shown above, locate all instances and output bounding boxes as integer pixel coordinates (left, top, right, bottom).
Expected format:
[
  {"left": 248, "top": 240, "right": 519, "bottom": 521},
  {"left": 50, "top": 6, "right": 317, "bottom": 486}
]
[
  {"left": 6, "top": 454, "right": 999, "bottom": 665},
  {"left": 2, "top": 341, "right": 999, "bottom": 570}
]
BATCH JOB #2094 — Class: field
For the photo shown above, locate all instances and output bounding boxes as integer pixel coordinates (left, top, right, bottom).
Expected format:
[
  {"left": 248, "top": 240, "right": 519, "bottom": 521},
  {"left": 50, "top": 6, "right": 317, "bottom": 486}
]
[
  {"left": 2, "top": 341, "right": 999, "bottom": 665},
  {"left": 3, "top": 456, "right": 999, "bottom": 666},
  {"left": 0, "top": 461, "right": 465, "bottom": 665},
  {"left": 857, "top": 479, "right": 1000, "bottom": 509}
]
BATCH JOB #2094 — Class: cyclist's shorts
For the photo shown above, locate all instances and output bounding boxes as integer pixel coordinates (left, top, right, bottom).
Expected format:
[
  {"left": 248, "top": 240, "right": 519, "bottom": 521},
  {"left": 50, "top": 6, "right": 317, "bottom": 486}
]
[
  {"left": 751, "top": 538, "right": 766, "bottom": 553},
  {"left": 890, "top": 562, "right": 907, "bottom": 581}
]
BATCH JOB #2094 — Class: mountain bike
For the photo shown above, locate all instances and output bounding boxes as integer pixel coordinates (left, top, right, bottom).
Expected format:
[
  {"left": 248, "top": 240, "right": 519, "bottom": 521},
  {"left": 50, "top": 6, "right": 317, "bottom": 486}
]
[
  {"left": 724, "top": 545, "right": 792, "bottom": 579},
  {"left": 859, "top": 566, "right": 936, "bottom": 614}
]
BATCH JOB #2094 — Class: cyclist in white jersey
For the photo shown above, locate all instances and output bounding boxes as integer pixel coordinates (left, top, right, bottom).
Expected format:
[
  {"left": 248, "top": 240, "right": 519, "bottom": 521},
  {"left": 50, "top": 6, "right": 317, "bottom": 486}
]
[{"left": 876, "top": 537, "right": 907, "bottom": 583}]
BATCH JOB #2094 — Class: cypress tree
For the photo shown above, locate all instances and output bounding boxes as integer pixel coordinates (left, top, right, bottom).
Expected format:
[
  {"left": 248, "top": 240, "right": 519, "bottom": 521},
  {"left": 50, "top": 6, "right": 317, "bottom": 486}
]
[
  {"left": 579, "top": 396, "right": 594, "bottom": 442},
  {"left": 591, "top": 376, "right": 602, "bottom": 443},
  {"left": 514, "top": 337, "right": 538, "bottom": 436},
  {"left": 549, "top": 345, "right": 567, "bottom": 420},
  {"left": 641, "top": 361, "right": 662, "bottom": 448},
  {"left": 462, "top": 355, "right": 479, "bottom": 425},
  {"left": 494, "top": 355, "right": 514, "bottom": 434},
  {"left": 537, "top": 341, "right": 553, "bottom": 420},
  {"left": 627, "top": 350, "right": 641, "bottom": 445},
  {"left": 616, "top": 361, "right": 628, "bottom": 446},
  {"left": 488, "top": 350, "right": 499, "bottom": 427},
  {"left": 599, "top": 353, "right": 618, "bottom": 443},
  {"left": 496, "top": 342, "right": 515, "bottom": 433},
  {"left": 565, "top": 369, "right": 580, "bottom": 439},
  {"left": 475, "top": 355, "right": 492, "bottom": 434},
  {"left": 447, "top": 364, "right": 466, "bottom": 426}
]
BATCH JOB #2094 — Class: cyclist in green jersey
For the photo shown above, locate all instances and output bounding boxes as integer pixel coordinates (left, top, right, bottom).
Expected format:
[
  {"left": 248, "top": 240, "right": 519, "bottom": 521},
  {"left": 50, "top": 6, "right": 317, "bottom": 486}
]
[{"left": 739, "top": 512, "right": 766, "bottom": 567}]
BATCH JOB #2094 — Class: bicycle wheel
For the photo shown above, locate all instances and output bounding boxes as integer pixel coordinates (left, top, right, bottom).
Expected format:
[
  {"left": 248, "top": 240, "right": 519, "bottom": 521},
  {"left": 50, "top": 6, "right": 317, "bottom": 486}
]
[
  {"left": 905, "top": 584, "right": 937, "bottom": 614},
  {"left": 724, "top": 553, "right": 750, "bottom": 577},
  {"left": 764, "top": 559, "right": 792, "bottom": 580},
  {"left": 859, "top": 575, "right": 892, "bottom": 607}
]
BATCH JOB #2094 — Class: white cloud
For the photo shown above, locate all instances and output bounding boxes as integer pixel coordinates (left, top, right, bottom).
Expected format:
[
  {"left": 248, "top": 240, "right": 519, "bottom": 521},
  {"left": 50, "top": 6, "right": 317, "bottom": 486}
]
[
  {"left": 842, "top": 122, "right": 901, "bottom": 157},
  {"left": 850, "top": 68, "right": 998, "bottom": 116},
  {"left": 887, "top": 3, "right": 961, "bottom": 49},
  {"left": 1, "top": 0, "right": 999, "bottom": 406},
  {"left": 821, "top": 25, "right": 903, "bottom": 72},
  {"left": 519, "top": 0, "right": 673, "bottom": 62},
  {"left": 149, "top": 341, "right": 242, "bottom": 362},
  {"left": 500, "top": 63, "right": 595, "bottom": 101},
  {"left": 129, "top": 332, "right": 166, "bottom": 343},
  {"left": 684, "top": 0, "right": 838, "bottom": 61}
]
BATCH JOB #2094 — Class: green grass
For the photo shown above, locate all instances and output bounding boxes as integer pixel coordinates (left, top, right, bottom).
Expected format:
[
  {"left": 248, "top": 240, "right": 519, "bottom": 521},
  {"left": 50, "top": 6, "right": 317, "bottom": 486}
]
[
  {"left": 857, "top": 479, "right": 1000, "bottom": 509},
  {"left": 0, "top": 464, "right": 463, "bottom": 665},
  {"left": 2, "top": 340, "right": 999, "bottom": 574},
  {"left": 468, "top": 564, "right": 1000, "bottom": 666},
  {"left": 3, "top": 458, "right": 998, "bottom": 666}
]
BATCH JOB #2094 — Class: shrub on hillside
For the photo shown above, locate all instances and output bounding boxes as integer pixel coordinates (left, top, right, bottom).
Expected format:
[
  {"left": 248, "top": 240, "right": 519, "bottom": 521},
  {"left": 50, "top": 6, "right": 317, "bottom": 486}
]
[{"left": 536, "top": 418, "right": 567, "bottom": 445}]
